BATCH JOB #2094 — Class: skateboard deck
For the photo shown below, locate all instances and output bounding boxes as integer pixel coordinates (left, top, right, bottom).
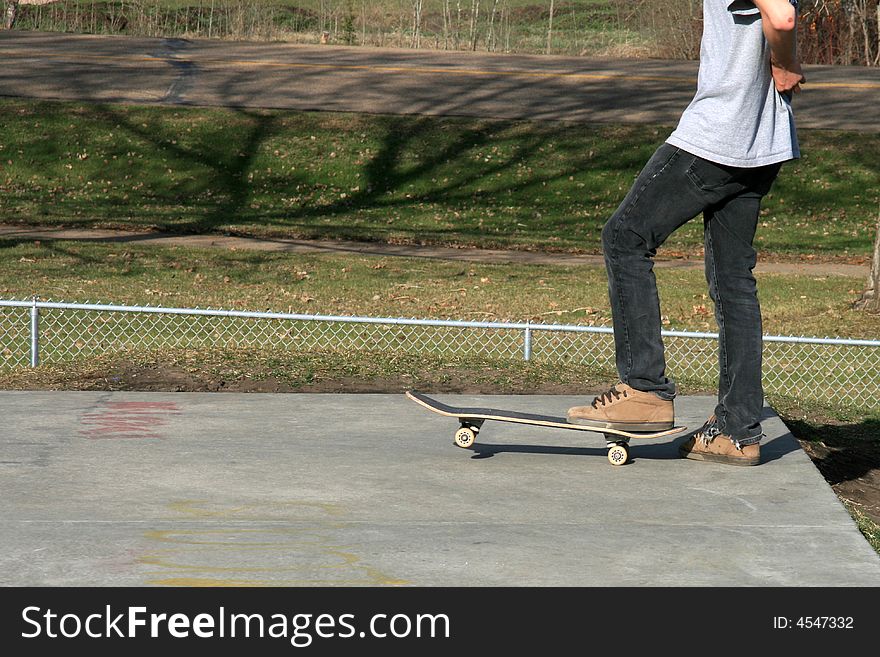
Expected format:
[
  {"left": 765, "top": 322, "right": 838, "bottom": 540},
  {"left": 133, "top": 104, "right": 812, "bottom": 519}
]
[{"left": 406, "top": 390, "right": 687, "bottom": 465}]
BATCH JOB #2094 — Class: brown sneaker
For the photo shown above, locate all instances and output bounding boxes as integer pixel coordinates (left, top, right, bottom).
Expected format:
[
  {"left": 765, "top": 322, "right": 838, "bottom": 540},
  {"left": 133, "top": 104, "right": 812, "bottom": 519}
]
[
  {"left": 566, "top": 383, "right": 674, "bottom": 431},
  {"left": 678, "top": 417, "right": 761, "bottom": 466}
]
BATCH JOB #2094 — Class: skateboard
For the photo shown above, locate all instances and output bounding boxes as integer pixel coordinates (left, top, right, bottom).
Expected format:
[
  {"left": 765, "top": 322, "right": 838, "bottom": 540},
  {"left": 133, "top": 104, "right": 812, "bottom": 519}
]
[{"left": 406, "top": 391, "right": 686, "bottom": 466}]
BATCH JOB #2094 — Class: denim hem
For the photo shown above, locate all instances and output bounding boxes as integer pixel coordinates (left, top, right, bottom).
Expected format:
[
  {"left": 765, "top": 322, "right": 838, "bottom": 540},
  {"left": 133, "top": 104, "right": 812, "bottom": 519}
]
[
  {"left": 730, "top": 433, "right": 763, "bottom": 447},
  {"left": 623, "top": 380, "right": 676, "bottom": 401}
]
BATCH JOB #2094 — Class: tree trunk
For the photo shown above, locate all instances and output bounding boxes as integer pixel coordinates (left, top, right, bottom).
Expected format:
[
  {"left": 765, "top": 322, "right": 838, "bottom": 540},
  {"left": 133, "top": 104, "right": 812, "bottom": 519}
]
[
  {"left": 469, "top": 0, "right": 480, "bottom": 51},
  {"left": 411, "top": 0, "right": 422, "bottom": 49},
  {"left": 876, "top": 0, "right": 880, "bottom": 65},
  {"left": 443, "top": 0, "right": 449, "bottom": 49},
  {"left": 546, "top": 0, "right": 554, "bottom": 54},
  {"left": 5, "top": 1, "right": 19, "bottom": 29},
  {"left": 487, "top": 0, "right": 498, "bottom": 51},
  {"left": 854, "top": 214, "right": 880, "bottom": 312}
]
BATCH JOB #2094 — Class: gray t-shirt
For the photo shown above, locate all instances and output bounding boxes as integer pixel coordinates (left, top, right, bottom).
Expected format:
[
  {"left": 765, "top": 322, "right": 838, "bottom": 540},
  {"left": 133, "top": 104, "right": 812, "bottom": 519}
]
[{"left": 666, "top": 0, "right": 799, "bottom": 167}]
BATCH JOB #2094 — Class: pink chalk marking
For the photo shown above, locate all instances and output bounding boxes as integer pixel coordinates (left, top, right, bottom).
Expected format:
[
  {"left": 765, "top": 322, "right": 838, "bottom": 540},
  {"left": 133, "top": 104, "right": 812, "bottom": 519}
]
[{"left": 80, "top": 401, "right": 182, "bottom": 440}]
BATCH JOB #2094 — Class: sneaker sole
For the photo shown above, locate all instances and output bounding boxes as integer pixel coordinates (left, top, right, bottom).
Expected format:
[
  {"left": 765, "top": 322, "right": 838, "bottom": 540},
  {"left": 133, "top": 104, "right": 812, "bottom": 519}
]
[
  {"left": 567, "top": 416, "right": 675, "bottom": 432},
  {"left": 678, "top": 446, "right": 760, "bottom": 466}
]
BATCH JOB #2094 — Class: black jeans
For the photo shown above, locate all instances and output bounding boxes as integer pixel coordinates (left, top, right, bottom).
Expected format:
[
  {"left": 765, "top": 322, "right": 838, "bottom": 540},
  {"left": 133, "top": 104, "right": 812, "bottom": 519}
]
[{"left": 601, "top": 144, "right": 782, "bottom": 444}]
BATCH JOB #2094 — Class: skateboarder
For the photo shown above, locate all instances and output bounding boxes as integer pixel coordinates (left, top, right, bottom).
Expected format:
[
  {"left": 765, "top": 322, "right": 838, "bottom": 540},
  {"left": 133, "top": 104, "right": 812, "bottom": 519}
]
[{"left": 567, "top": 0, "right": 805, "bottom": 466}]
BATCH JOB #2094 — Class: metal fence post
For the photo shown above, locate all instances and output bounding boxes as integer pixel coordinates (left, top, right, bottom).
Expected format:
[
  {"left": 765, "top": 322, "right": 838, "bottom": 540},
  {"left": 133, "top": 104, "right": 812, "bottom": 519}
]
[
  {"left": 30, "top": 298, "right": 40, "bottom": 367},
  {"left": 523, "top": 321, "right": 532, "bottom": 361}
]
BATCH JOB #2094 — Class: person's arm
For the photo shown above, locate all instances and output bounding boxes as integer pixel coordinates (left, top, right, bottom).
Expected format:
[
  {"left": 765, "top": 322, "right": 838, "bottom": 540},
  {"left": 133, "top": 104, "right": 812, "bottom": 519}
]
[{"left": 752, "top": 0, "right": 805, "bottom": 94}]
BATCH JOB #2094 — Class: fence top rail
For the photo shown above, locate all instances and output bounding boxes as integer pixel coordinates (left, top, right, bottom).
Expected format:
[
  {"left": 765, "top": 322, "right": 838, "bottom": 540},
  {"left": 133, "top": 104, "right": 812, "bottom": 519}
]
[{"left": 2, "top": 298, "right": 878, "bottom": 348}]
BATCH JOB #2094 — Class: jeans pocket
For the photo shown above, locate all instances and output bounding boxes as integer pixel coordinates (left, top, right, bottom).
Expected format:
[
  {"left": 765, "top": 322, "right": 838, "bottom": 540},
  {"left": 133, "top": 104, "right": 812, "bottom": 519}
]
[{"left": 685, "top": 156, "right": 741, "bottom": 191}]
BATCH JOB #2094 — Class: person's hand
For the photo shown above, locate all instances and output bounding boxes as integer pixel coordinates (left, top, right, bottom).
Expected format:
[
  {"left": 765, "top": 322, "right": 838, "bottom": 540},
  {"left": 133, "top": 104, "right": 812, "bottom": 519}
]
[{"left": 771, "top": 58, "right": 806, "bottom": 95}]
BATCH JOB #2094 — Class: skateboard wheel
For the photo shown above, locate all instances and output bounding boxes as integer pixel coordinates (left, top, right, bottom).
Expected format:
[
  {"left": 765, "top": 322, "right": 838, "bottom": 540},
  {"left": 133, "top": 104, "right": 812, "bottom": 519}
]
[
  {"left": 454, "top": 427, "right": 477, "bottom": 449},
  {"left": 607, "top": 443, "right": 629, "bottom": 466}
]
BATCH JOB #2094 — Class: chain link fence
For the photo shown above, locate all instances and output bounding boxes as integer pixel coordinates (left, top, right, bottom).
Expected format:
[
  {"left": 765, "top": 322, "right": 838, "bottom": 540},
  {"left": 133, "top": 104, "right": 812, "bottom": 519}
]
[{"left": 2, "top": 298, "right": 878, "bottom": 413}]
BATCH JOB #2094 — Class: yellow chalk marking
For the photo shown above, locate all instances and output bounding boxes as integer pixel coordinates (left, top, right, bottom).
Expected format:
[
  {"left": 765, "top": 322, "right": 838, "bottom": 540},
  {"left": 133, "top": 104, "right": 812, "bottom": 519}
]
[
  {"left": 137, "top": 550, "right": 358, "bottom": 572},
  {"left": 166, "top": 499, "right": 345, "bottom": 520},
  {"left": 144, "top": 528, "right": 340, "bottom": 548},
  {"left": 138, "top": 501, "right": 411, "bottom": 586}
]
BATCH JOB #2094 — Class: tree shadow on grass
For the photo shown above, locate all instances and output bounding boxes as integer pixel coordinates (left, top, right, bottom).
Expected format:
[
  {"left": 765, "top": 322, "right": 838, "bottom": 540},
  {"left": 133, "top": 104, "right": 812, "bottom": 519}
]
[
  {"left": 3, "top": 90, "right": 657, "bottom": 250},
  {"left": 108, "top": 103, "right": 617, "bottom": 242}
]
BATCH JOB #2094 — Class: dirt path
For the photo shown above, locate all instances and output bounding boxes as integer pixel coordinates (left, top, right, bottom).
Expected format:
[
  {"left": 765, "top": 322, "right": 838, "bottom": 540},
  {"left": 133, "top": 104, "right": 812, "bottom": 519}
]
[{"left": 0, "top": 224, "right": 869, "bottom": 277}]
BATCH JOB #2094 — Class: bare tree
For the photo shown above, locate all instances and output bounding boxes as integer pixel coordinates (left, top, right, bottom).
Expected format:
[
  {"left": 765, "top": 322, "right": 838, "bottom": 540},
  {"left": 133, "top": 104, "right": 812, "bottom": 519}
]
[
  {"left": 546, "top": 0, "right": 555, "bottom": 54},
  {"left": 469, "top": 0, "right": 480, "bottom": 51},
  {"left": 797, "top": 0, "right": 880, "bottom": 65},
  {"left": 854, "top": 212, "right": 880, "bottom": 312},
  {"left": 456, "top": 0, "right": 462, "bottom": 50},
  {"left": 443, "top": 0, "right": 450, "bottom": 49},
  {"left": 504, "top": 0, "right": 511, "bottom": 52},
  {"left": 487, "top": 0, "right": 499, "bottom": 51},
  {"left": 5, "top": 0, "right": 18, "bottom": 29},
  {"left": 846, "top": 0, "right": 878, "bottom": 64},
  {"left": 411, "top": 0, "right": 422, "bottom": 48}
]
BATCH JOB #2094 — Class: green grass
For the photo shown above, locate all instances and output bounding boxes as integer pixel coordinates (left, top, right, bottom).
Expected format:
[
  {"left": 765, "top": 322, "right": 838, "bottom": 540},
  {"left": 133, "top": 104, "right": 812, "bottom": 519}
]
[
  {"left": 0, "top": 240, "right": 875, "bottom": 337},
  {"left": 1, "top": 99, "right": 877, "bottom": 258},
  {"left": 0, "top": 346, "right": 614, "bottom": 394},
  {"left": 2, "top": 238, "right": 878, "bottom": 410},
  {"left": 4, "top": 238, "right": 877, "bottom": 416},
  {"left": 844, "top": 503, "right": 880, "bottom": 553}
]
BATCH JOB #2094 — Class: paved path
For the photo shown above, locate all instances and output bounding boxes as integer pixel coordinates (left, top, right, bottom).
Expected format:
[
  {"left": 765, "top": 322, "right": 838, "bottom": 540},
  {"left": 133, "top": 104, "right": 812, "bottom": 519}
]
[
  {"left": 1, "top": 31, "right": 879, "bottom": 131},
  {"left": 1, "top": 392, "right": 877, "bottom": 586},
  {"left": 0, "top": 224, "right": 868, "bottom": 277}
]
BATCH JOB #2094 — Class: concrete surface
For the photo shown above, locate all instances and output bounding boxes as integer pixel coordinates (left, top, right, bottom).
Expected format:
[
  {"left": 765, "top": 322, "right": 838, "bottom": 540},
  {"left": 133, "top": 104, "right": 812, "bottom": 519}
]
[
  {"left": 1, "top": 32, "right": 879, "bottom": 131},
  {"left": 1, "top": 391, "right": 878, "bottom": 587}
]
